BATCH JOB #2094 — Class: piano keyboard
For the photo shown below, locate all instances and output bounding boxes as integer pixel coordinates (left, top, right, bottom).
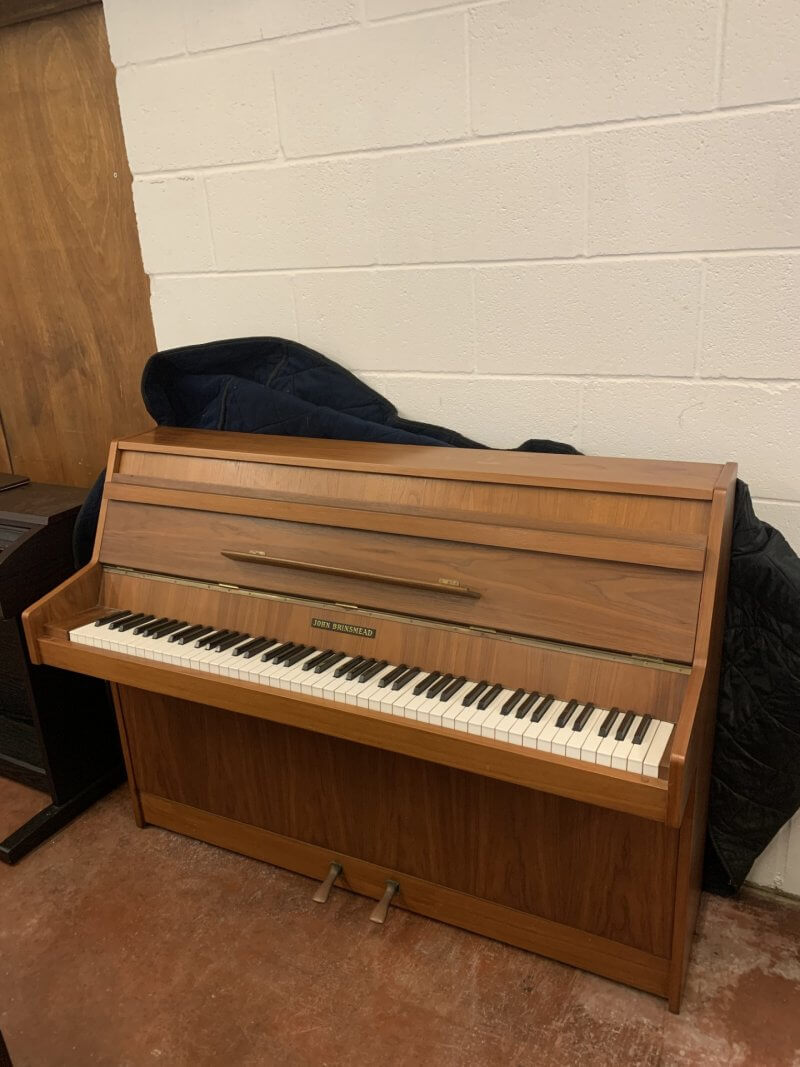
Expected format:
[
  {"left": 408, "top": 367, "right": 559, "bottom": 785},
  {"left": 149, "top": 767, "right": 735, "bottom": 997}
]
[{"left": 70, "top": 611, "right": 674, "bottom": 777}]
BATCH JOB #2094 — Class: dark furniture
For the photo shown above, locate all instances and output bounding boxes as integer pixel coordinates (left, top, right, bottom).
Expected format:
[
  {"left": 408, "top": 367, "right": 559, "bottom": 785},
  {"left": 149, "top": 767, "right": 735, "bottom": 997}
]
[{"left": 0, "top": 480, "right": 123, "bottom": 863}]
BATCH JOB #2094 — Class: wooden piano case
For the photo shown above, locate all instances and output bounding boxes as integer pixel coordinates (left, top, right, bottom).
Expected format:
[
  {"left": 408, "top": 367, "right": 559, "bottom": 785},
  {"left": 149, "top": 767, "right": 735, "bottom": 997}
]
[{"left": 23, "top": 429, "right": 736, "bottom": 1011}]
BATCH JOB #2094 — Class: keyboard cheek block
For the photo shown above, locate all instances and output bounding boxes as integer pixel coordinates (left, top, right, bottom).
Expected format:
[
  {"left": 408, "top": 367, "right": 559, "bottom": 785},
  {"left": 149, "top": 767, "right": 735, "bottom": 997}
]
[{"left": 21, "top": 427, "right": 737, "bottom": 1014}]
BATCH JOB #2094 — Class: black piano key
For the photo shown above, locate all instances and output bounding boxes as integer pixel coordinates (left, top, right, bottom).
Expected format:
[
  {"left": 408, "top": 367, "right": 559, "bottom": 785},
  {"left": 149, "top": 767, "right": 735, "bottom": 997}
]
[
  {"left": 262, "top": 641, "right": 295, "bottom": 662},
  {"left": 426, "top": 673, "right": 454, "bottom": 699},
  {"left": 303, "top": 649, "right": 333, "bottom": 671},
  {"left": 441, "top": 675, "right": 467, "bottom": 701},
  {"left": 174, "top": 623, "right": 208, "bottom": 640},
  {"left": 210, "top": 630, "right": 243, "bottom": 651},
  {"left": 334, "top": 656, "right": 364, "bottom": 679},
  {"left": 501, "top": 688, "right": 525, "bottom": 716},
  {"left": 174, "top": 625, "right": 208, "bottom": 644},
  {"left": 273, "top": 642, "right": 304, "bottom": 664},
  {"left": 150, "top": 620, "right": 188, "bottom": 640},
  {"left": 145, "top": 618, "right": 181, "bottom": 638},
  {"left": 316, "top": 652, "right": 345, "bottom": 674},
  {"left": 531, "top": 695, "right": 555, "bottom": 723},
  {"left": 572, "top": 702, "right": 595, "bottom": 731},
  {"left": 232, "top": 636, "right": 267, "bottom": 657},
  {"left": 109, "top": 612, "right": 147, "bottom": 630},
  {"left": 358, "top": 659, "right": 388, "bottom": 683},
  {"left": 378, "top": 664, "right": 407, "bottom": 688},
  {"left": 598, "top": 707, "right": 620, "bottom": 738},
  {"left": 615, "top": 710, "right": 636, "bottom": 741},
  {"left": 197, "top": 629, "right": 231, "bottom": 649},
  {"left": 281, "top": 644, "right": 314, "bottom": 667},
  {"left": 216, "top": 632, "right": 251, "bottom": 653},
  {"left": 348, "top": 657, "right": 376, "bottom": 680},
  {"left": 477, "top": 683, "right": 503, "bottom": 711},
  {"left": 166, "top": 624, "right": 200, "bottom": 643},
  {"left": 461, "top": 681, "right": 488, "bottom": 708},
  {"left": 555, "top": 698, "right": 580, "bottom": 729},
  {"left": 393, "top": 667, "right": 420, "bottom": 691},
  {"left": 633, "top": 714, "right": 653, "bottom": 744},
  {"left": 118, "top": 614, "right": 155, "bottom": 633},
  {"left": 95, "top": 610, "right": 132, "bottom": 627},
  {"left": 413, "top": 671, "right": 440, "bottom": 696},
  {"left": 243, "top": 638, "right": 276, "bottom": 659},
  {"left": 135, "top": 616, "right": 170, "bottom": 636},
  {"left": 515, "top": 692, "right": 540, "bottom": 719}
]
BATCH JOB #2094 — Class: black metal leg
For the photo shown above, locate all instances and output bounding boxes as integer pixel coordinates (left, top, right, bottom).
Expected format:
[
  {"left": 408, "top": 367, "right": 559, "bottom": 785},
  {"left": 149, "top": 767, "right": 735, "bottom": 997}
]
[{"left": 0, "top": 764, "right": 124, "bottom": 865}]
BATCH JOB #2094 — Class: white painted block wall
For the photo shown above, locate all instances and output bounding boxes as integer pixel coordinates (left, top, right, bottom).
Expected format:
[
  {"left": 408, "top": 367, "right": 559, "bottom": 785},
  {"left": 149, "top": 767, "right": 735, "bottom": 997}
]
[{"left": 102, "top": 0, "right": 800, "bottom": 894}]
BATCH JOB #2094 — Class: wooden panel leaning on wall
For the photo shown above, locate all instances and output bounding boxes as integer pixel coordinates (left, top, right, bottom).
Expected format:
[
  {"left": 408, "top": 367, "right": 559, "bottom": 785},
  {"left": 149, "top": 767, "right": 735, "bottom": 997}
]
[
  {"left": 23, "top": 428, "right": 737, "bottom": 1012},
  {"left": 0, "top": 1, "right": 155, "bottom": 485}
]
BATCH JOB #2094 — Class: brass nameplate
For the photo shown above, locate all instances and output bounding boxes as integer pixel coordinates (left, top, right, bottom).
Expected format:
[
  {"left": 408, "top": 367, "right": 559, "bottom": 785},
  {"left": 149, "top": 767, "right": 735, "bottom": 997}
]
[{"left": 312, "top": 618, "right": 376, "bottom": 639}]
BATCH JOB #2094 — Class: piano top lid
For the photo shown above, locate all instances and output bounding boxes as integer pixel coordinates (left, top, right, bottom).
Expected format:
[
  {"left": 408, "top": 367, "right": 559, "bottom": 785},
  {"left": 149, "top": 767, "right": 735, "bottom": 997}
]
[{"left": 118, "top": 428, "right": 725, "bottom": 501}]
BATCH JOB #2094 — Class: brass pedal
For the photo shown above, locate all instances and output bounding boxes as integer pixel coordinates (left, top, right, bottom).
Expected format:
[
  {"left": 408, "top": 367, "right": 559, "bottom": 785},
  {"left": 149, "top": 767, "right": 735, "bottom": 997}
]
[
  {"left": 313, "top": 861, "right": 343, "bottom": 904},
  {"left": 369, "top": 879, "right": 399, "bottom": 924}
]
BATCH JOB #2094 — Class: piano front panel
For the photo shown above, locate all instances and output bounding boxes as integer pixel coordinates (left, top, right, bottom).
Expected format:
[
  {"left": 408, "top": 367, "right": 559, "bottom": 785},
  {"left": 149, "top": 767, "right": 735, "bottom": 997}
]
[
  {"left": 99, "top": 499, "right": 702, "bottom": 663},
  {"left": 97, "top": 569, "right": 688, "bottom": 726},
  {"left": 119, "top": 685, "right": 678, "bottom": 959}
]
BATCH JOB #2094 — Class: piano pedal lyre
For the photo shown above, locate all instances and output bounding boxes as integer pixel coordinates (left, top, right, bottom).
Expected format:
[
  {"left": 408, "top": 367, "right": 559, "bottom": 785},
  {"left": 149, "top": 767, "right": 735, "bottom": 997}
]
[
  {"left": 313, "top": 861, "right": 343, "bottom": 904},
  {"left": 369, "top": 880, "right": 400, "bottom": 925}
]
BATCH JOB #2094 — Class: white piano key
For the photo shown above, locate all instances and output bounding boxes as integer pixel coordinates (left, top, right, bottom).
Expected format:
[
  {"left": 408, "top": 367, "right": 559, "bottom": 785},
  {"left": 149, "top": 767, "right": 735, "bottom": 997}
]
[
  {"left": 375, "top": 674, "right": 420, "bottom": 713},
  {"left": 550, "top": 702, "right": 585, "bottom": 756},
  {"left": 611, "top": 715, "right": 643, "bottom": 770},
  {"left": 478, "top": 689, "right": 518, "bottom": 739},
  {"left": 304, "top": 662, "right": 351, "bottom": 698},
  {"left": 365, "top": 669, "right": 405, "bottom": 710},
  {"left": 566, "top": 707, "right": 606, "bottom": 762},
  {"left": 522, "top": 700, "right": 564, "bottom": 750},
  {"left": 288, "top": 654, "right": 339, "bottom": 693},
  {"left": 69, "top": 621, "right": 101, "bottom": 646},
  {"left": 643, "top": 721, "right": 674, "bottom": 777},
  {"left": 334, "top": 672, "right": 373, "bottom": 704},
  {"left": 156, "top": 628, "right": 204, "bottom": 665},
  {"left": 415, "top": 678, "right": 455, "bottom": 723},
  {"left": 355, "top": 678, "right": 386, "bottom": 708},
  {"left": 527, "top": 700, "right": 568, "bottom": 752},
  {"left": 210, "top": 638, "right": 253, "bottom": 675},
  {"left": 501, "top": 700, "right": 539, "bottom": 745},
  {"left": 422, "top": 683, "right": 464, "bottom": 726},
  {"left": 402, "top": 686, "right": 433, "bottom": 720},
  {"left": 389, "top": 680, "right": 427, "bottom": 717},
  {"left": 437, "top": 685, "right": 477, "bottom": 728},
  {"left": 276, "top": 650, "right": 323, "bottom": 689},
  {"left": 625, "top": 718, "right": 658, "bottom": 774},
  {"left": 596, "top": 716, "right": 623, "bottom": 766},
  {"left": 465, "top": 690, "right": 505, "bottom": 736},
  {"left": 354, "top": 667, "right": 396, "bottom": 707}
]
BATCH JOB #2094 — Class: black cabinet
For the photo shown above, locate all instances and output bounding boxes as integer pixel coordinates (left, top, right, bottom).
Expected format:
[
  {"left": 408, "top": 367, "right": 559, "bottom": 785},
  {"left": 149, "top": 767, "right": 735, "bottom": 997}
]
[{"left": 0, "top": 480, "right": 123, "bottom": 862}]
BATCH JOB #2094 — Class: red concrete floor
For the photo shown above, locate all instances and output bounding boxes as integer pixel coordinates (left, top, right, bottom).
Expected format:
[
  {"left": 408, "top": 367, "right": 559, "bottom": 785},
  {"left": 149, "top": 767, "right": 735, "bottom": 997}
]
[{"left": 1, "top": 777, "right": 799, "bottom": 1067}]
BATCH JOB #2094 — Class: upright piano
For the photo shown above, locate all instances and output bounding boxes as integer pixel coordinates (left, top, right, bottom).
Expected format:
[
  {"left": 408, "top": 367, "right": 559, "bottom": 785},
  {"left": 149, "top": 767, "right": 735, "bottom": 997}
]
[{"left": 23, "top": 428, "right": 735, "bottom": 1011}]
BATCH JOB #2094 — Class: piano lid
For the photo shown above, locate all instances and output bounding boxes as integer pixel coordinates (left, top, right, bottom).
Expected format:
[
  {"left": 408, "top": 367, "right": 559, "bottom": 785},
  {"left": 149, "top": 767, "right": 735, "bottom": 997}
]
[{"left": 119, "top": 427, "right": 724, "bottom": 500}]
